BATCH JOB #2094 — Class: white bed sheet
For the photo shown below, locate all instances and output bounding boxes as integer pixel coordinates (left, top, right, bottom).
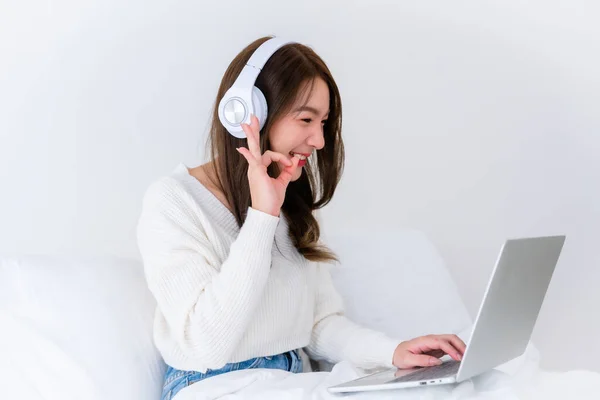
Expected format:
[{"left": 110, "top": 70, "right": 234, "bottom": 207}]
[{"left": 174, "top": 345, "right": 600, "bottom": 400}]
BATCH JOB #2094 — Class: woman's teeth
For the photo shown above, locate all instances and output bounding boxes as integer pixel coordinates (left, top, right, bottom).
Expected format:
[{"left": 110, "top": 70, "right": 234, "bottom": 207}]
[{"left": 290, "top": 152, "right": 307, "bottom": 160}]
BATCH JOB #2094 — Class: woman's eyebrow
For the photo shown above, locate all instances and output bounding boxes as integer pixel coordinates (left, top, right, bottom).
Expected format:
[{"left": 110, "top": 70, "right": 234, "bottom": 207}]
[{"left": 293, "top": 106, "right": 330, "bottom": 117}]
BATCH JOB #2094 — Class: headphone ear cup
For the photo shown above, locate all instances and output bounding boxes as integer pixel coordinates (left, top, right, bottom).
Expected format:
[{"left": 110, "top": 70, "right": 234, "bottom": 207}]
[{"left": 252, "top": 86, "right": 268, "bottom": 130}]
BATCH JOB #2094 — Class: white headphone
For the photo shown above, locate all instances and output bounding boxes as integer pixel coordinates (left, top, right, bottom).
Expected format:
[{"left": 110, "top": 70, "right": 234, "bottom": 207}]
[{"left": 218, "top": 37, "right": 295, "bottom": 138}]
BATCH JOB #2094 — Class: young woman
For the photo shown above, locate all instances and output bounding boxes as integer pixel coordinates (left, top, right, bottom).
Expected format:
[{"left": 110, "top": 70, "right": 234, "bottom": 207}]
[{"left": 137, "top": 36, "right": 466, "bottom": 400}]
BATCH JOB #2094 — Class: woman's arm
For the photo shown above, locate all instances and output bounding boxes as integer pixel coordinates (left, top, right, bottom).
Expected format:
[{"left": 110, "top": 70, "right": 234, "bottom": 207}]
[
  {"left": 137, "top": 178, "right": 279, "bottom": 368},
  {"left": 305, "top": 263, "right": 401, "bottom": 370}
]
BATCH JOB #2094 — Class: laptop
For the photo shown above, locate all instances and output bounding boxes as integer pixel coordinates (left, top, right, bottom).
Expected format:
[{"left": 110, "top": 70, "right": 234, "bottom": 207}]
[{"left": 328, "top": 235, "right": 566, "bottom": 393}]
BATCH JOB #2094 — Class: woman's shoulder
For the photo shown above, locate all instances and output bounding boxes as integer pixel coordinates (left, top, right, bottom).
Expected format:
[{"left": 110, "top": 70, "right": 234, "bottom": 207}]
[
  {"left": 142, "top": 177, "right": 187, "bottom": 209},
  {"left": 137, "top": 165, "right": 218, "bottom": 245},
  {"left": 140, "top": 163, "right": 203, "bottom": 214}
]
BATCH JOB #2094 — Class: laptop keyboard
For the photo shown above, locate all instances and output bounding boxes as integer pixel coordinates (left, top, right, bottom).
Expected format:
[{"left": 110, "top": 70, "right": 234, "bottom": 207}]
[{"left": 388, "top": 361, "right": 461, "bottom": 383}]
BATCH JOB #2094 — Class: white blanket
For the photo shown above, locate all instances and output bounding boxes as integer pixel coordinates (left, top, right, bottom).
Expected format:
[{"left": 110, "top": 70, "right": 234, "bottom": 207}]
[{"left": 175, "top": 346, "right": 600, "bottom": 400}]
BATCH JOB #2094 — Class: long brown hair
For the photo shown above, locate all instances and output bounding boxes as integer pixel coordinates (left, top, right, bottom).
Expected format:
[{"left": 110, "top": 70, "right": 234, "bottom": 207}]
[{"left": 205, "top": 36, "right": 344, "bottom": 263}]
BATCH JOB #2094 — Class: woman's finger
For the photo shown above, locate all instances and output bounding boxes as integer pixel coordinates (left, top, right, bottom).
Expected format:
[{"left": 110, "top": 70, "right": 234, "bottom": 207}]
[
  {"left": 241, "top": 117, "right": 261, "bottom": 159},
  {"left": 404, "top": 352, "right": 443, "bottom": 368},
  {"left": 424, "top": 337, "right": 462, "bottom": 361},
  {"left": 241, "top": 123, "right": 261, "bottom": 159},
  {"left": 261, "top": 150, "right": 293, "bottom": 167},
  {"left": 236, "top": 147, "right": 258, "bottom": 166},
  {"left": 250, "top": 114, "right": 261, "bottom": 133},
  {"left": 249, "top": 114, "right": 264, "bottom": 158},
  {"left": 276, "top": 156, "right": 299, "bottom": 187},
  {"left": 425, "top": 349, "right": 446, "bottom": 358},
  {"left": 441, "top": 335, "right": 467, "bottom": 355}
]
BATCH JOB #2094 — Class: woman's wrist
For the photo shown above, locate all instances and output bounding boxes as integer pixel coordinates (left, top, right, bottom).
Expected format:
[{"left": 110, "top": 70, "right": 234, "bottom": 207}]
[{"left": 251, "top": 204, "right": 280, "bottom": 217}]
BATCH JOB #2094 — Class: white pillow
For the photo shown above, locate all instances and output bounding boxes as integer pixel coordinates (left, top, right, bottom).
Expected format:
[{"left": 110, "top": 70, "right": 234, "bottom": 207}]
[
  {"left": 0, "top": 255, "right": 165, "bottom": 400},
  {"left": 322, "top": 227, "right": 473, "bottom": 342}
]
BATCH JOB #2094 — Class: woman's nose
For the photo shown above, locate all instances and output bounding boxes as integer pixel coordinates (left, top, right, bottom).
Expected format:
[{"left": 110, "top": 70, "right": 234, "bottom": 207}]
[{"left": 307, "top": 127, "right": 325, "bottom": 150}]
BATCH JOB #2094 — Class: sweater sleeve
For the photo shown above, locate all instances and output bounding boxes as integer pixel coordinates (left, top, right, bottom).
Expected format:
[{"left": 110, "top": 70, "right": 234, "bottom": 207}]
[
  {"left": 305, "top": 263, "right": 402, "bottom": 370},
  {"left": 136, "top": 178, "right": 280, "bottom": 369}
]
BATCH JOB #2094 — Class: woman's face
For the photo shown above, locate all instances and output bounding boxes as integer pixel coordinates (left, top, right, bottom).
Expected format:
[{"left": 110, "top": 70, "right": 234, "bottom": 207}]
[{"left": 268, "top": 78, "right": 330, "bottom": 182}]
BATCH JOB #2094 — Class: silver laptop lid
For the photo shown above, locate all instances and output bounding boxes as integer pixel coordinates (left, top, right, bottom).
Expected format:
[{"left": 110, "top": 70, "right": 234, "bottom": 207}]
[{"left": 457, "top": 235, "right": 565, "bottom": 382}]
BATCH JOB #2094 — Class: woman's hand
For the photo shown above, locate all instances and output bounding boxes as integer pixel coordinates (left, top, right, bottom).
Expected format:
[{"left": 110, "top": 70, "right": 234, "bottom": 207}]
[
  {"left": 392, "top": 334, "right": 467, "bottom": 369},
  {"left": 236, "top": 114, "right": 300, "bottom": 217}
]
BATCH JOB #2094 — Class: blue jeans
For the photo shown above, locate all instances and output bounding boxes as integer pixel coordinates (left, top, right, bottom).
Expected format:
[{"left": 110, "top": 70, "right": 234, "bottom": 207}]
[{"left": 161, "top": 349, "right": 303, "bottom": 400}]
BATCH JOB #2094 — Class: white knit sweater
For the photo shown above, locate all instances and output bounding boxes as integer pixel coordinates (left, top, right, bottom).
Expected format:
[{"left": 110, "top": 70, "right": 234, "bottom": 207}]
[{"left": 136, "top": 163, "right": 401, "bottom": 373}]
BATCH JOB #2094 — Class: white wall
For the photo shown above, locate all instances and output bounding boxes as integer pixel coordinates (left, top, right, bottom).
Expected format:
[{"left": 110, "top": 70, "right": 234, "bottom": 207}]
[{"left": 1, "top": 0, "right": 598, "bottom": 372}]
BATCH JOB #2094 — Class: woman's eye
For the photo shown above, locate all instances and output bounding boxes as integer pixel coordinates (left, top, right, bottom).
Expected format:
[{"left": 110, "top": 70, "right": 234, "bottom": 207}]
[{"left": 301, "top": 118, "right": 328, "bottom": 124}]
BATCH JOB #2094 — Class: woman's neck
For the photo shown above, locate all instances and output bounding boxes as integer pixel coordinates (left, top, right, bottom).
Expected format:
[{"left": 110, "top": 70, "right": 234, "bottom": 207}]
[{"left": 188, "top": 161, "right": 234, "bottom": 214}]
